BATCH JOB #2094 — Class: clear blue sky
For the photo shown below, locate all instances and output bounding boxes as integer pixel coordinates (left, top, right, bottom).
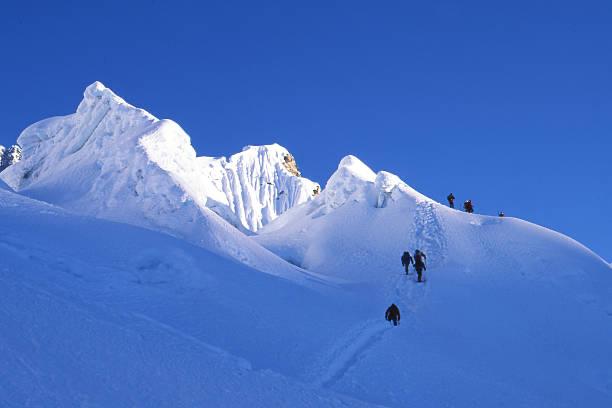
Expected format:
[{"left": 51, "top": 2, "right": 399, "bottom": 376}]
[{"left": 1, "top": 0, "right": 610, "bottom": 260}]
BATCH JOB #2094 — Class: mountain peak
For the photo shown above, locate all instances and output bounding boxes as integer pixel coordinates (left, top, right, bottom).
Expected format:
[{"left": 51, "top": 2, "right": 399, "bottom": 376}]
[
  {"left": 85, "top": 80, "right": 109, "bottom": 97},
  {"left": 79, "top": 81, "right": 123, "bottom": 106},
  {"left": 2, "top": 82, "right": 318, "bottom": 237},
  {"left": 241, "top": 143, "right": 286, "bottom": 154},
  {"left": 321, "top": 155, "right": 376, "bottom": 209},
  {"left": 336, "top": 155, "right": 376, "bottom": 182},
  {"left": 76, "top": 81, "right": 156, "bottom": 123}
]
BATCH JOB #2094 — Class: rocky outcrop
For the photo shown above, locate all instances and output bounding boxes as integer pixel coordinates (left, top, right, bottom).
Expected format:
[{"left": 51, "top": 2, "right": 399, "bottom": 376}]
[
  {"left": 282, "top": 153, "right": 301, "bottom": 177},
  {"left": 0, "top": 145, "right": 21, "bottom": 172}
]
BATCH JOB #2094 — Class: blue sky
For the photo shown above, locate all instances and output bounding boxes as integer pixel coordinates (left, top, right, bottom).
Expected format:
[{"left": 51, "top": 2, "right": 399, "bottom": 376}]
[{"left": 1, "top": 0, "right": 610, "bottom": 260}]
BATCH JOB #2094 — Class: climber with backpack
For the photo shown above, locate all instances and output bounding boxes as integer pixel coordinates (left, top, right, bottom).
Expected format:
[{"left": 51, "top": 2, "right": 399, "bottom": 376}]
[
  {"left": 464, "top": 200, "right": 474, "bottom": 213},
  {"left": 385, "top": 303, "right": 401, "bottom": 326},
  {"left": 401, "top": 251, "right": 414, "bottom": 275},
  {"left": 414, "top": 249, "right": 427, "bottom": 282},
  {"left": 447, "top": 193, "right": 455, "bottom": 208}
]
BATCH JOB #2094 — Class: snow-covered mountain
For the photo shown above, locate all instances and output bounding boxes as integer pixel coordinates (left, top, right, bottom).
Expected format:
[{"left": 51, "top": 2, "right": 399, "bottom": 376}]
[
  {"left": 255, "top": 155, "right": 612, "bottom": 407},
  {"left": 0, "top": 144, "right": 21, "bottom": 172},
  {"left": 0, "top": 82, "right": 317, "bottom": 274},
  {"left": 1, "top": 83, "right": 611, "bottom": 407}
]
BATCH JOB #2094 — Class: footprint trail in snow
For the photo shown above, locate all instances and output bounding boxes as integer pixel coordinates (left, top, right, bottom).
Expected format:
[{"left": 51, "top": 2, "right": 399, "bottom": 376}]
[
  {"left": 310, "top": 199, "right": 448, "bottom": 391},
  {"left": 309, "top": 319, "right": 391, "bottom": 388},
  {"left": 387, "top": 199, "right": 448, "bottom": 332},
  {"left": 414, "top": 199, "right": 447, "bottom": 267}
]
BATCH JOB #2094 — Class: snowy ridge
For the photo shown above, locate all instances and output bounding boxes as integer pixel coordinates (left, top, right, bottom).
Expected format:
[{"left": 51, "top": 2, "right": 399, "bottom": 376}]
[
  {"left": 0, "top": 82, "right": 318, "bottom": 278},
  {"left": 258, "top": 154, "right": 608, "bottom": 279},
  {"left": 257, "top": 155, "right": 437, "bottom": 279},
  {"left": 2, "top": 82, "right": 316, "bottom": 234},
  {"left": 255, "top": 155, "right": 612, "bottom": 407}
]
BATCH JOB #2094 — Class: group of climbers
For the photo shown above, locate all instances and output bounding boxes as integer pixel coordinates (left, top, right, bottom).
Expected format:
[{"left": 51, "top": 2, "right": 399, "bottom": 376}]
[
  {"left": 401, "top": 250, "right": 427, "bottom": 282},
  {"left": 448, "top": 193, "right": 475, "bottom": 213},
  {"left": 447, "top": 193, "right": 505, "bottom": 217},
  {"left": 387, "top": 249, "right": 427, "bottom": 326},
  {"left": 388, "top": 193, "right": 507, "bottom": 326}
]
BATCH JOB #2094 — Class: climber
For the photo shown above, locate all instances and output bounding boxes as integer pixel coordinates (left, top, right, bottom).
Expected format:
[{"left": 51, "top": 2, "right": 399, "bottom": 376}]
[
  {"left": 401, "top": 251, "right": 414, "bottom": 275},
  {"left": 464, "top": 199, "right": 474, "bottom": 213},
  {"left": 447, "top": 193, "right": 455, "bottom": 208},
  {"left": 414, "top": 249, "right": 427, "bottom": 282},
  {"left": 499, "top": 211, "right": 505, "bottom": 217},
  {"left": 385, "top": 303, "right": 401, "bottom": 326}
]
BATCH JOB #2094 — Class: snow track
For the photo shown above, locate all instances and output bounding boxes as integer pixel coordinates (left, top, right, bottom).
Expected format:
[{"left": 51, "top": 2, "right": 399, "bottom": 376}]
[
  {"left": 414, "top": 199, "right": 447, "bottom": 267},
  {"left": 390, "top": 199, "right": 446, "bottom": 306},
  {"left": 130, "top": 312, "right": 252, "bottom": 370},
  {"left": 306, "top": 199, "right": 449, "bottom": 392},
  {"left": 310, "top": 319, "right": 390, "bottom": 388}
]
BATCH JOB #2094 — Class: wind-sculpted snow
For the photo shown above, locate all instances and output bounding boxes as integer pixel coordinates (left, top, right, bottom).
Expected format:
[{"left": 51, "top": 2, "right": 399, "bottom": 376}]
[
  {"left": 200, "top": 144, "right": 319, "bottom": 231},
  {"left": 1, "top": 82, "right": 317, "bottom": 276}
]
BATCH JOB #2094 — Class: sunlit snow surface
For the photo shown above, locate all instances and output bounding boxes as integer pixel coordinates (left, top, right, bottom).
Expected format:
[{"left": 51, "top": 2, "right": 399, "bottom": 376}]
[
  {"left": 0, "top": 84, "right": 610, "bottom": 407},
  {"left": 0, "top": 188, "right": 373, "bottom": 407}
]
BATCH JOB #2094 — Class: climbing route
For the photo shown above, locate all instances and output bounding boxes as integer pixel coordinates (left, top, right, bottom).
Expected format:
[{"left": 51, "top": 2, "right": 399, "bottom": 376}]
[
  {"left": 413, "top": 199, "right": 447, "bottom": 268},
  {"left": 308, "top": 319, "right": 390, "bottom": 388}
]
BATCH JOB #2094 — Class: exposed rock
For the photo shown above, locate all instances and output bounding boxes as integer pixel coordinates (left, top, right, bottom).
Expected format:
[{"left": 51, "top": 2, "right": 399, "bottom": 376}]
[
  {"left": 0, "top": 145, "right": 21, "bottom": 172},
  {"left": 283, "top": 153, "right": 301, "bottom": 177}
]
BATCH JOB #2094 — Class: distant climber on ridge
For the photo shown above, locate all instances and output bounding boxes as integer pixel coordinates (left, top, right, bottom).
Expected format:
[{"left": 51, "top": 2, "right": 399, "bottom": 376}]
[
  {"left": 499, "top": 211, "right": 505, "bottom": 217},
  {"left": 385, "top": 303, "right": 401, "bottom": 326},
  {"left": 401, "top": 251, "right": 414, "bottom": 275},
  {"left": 414, "top": 249, "right": 427, "bottom": 282},
  {"left": 464, "top": 200, "right": 474, "bottom": 213},
  {"left": 447, "top": 193, "right": 455, "bottom": 208}
]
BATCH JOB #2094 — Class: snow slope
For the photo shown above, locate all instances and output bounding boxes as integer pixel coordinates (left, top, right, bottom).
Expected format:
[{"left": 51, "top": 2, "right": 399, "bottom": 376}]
[
  {"left": 0, "top": 82, "right": 316, "bottom": 276},
  {"left": 0, "top": 188, "right": 380, "bottom": 407},
  {"left": 256, "top": 155, "right": 612, "bottom": 407},
  {"left": 2, "top": 83, "right": 611, "bottom": 407}
]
